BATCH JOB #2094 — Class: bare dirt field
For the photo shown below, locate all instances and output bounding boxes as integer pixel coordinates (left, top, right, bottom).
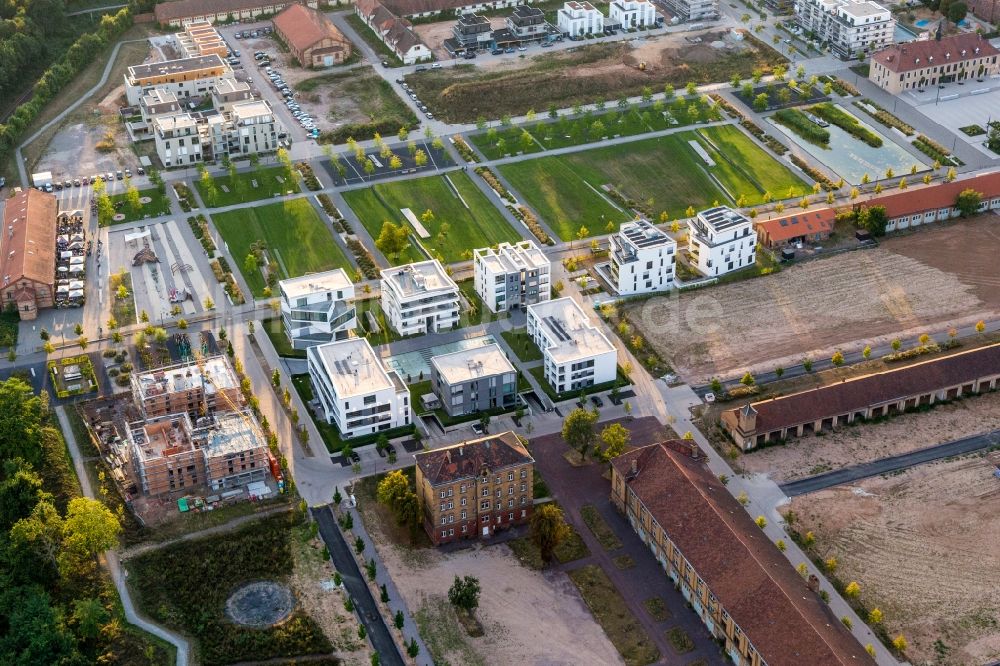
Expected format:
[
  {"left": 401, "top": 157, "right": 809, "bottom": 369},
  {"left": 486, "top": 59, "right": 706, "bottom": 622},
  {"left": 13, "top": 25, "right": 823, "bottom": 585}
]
[
  {"left": 789, "top": 455, "right": 1000, "bottom": 665},
  {"left": 413, "top": 17, "right": 508, "bottom": 61},
  {"left": 742, "top": 389, "right": 1000, "bottom": 482},
  {"left": 405, "top": 30, "right": 784, "bottom": 122},
  {"left": 628, "top": 216, "right": 1000, "bottom": 384}
]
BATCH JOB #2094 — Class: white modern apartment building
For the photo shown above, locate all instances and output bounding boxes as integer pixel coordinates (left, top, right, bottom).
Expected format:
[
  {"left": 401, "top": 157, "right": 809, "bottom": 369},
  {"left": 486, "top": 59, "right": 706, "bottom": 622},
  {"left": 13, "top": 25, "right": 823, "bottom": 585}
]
[
  {"left": 606, "top": 219, "right": 676, "bottom": 295},
  {"left": 609, "top": 0, "right": 658, "bottom": 28},
  {"left": 124, "top": 54, "right": 233, "bottom": 106},
  {"left": 279, "top": 269, "right": 356, "bottom": 350},
  {"left": 794, "top": 0, "right": 894, "bottom": 59},
  {"left": 473, "top": 240, "right": 550, "bottom": 314},
  {"left": 527, "top": 298, "right": 617, "bottom": 395},
  {"left": 307, "top": 337, "right": 411, "bottom": 439},
  {"left": 688, "top": 206, "right": 757, "bottom": 278},
  {"left": 557, "top": 1, "right": 605, "bottom": 36},
  {"left": 152, "top": 114, "right": 203, "bottom": 167},
  {"left": 380, "top": 260, "right": 460, "bottom": 336}
]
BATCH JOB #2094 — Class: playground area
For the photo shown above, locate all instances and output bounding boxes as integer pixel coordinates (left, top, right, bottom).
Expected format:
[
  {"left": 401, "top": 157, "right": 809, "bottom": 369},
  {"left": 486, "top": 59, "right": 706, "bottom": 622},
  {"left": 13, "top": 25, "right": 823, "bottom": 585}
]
[{"left": 106, "top": 219, "right": 214, "bottom": 324}]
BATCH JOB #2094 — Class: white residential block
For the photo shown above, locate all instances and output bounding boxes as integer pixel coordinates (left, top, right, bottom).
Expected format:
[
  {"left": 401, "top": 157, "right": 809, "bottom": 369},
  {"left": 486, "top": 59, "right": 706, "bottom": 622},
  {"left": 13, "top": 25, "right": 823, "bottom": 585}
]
[
  {"left": 607, "top": 219, "right": 676, "bottom": 295},
  {"left": 307, "top": 337, "right": 411, "bottom": 439},
  {"left": 474, "top": 240, "right": 551, "bottom": 313},
  {"left": 609, "top": 0, "right": 657, "bottom": 28},
  {"left": 279, "top": 269, "right": 356, "bottom": 349},
  {"left": 688, "top": 206, "right": 757, "bottom": 278},
  {"left": 527, "top": 298, "right": 617, "bottom": 395},
  {"left": 794, "top": 0, "right": 894, "bottom": 58},
  {"left": 557, "top": 1, "right": 605, "bottom": 36},
  {"left": 380, "top": 260, "right": 460, "bottom": 336}
]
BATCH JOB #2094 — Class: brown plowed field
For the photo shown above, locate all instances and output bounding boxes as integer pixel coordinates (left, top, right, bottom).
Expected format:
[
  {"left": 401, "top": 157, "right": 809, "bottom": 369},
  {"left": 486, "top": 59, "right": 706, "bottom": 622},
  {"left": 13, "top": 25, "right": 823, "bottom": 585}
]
[
  {"left": 789, "top": 455, "right": 1000, "bottom": 665},
  {"left": 627, "top": 216, "right": 1000, "bottom": 384}
]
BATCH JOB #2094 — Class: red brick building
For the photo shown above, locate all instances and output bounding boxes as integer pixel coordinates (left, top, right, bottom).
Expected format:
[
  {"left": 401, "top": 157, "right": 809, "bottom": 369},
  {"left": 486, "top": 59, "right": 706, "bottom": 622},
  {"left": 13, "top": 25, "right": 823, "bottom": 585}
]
[
  {"left": 0, "top": 189, "right": 57, "bottom": 320},
  {"left": 754, "top": 208, "right": 836, "bottom": 249},
  {"left": 415, "top": 432, "right": 534, "bottom": 545},
  {"left": 273, "top": 3, "right": 352, "bottom": 68}
]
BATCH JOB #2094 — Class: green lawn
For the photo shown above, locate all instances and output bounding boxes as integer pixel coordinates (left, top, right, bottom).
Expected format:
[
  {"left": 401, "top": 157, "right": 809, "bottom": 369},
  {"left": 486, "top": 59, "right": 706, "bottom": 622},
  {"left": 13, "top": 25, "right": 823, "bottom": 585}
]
[
  {"left": 194, "top": 166, "right": 296, "bottom": 207},
  {"left": 342, "top": 171, "right": 521, "bottom": 264},
  {"left": 260, "top": 317, "right": 305, "bottom": 359},
  {"left": 500, "top": 125, "right": 806, "bottom": 234},
  {"left": 457, "top": 279, "right": 506, "bottom": 326},
  {"left": 501, "top": 327, "right": 543, "bottom": 362},
  {"left": 212, "top": 198, "right": 352, "bottom": 296},
  {"left": 107, "top": 187, "right": 172, "bottom": 224}
]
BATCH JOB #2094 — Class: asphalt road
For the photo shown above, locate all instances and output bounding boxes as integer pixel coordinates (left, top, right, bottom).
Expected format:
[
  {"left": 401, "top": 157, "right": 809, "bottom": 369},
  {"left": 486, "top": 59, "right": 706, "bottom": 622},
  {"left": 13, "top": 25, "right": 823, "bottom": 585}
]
[
  {"left": 312, "top": 505, "right": 404, "bottom": 666},
  {"left": 781, "top": 429, "right": 1000, "bottom": 496}
]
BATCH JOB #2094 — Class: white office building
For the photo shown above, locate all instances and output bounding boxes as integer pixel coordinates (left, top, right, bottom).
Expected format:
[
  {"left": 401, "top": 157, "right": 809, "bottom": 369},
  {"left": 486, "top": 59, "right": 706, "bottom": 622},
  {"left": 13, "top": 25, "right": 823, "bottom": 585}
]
[
  {"left": 307, "top": 337, "right": 410, "bottom": 439},
  {"left": 278, "top": 269, "right": 356, "bottom": 350},
  {"left": 557, "top": 1, "right": 605, "bottom": 36},
  {"left": 609, "top": 0, "right": 658, "bottom": 28},
  {"left": 527, "top": 298, "right": 618, "bottom": 395},
  {"left": 473, "top": 240, "right": 551, "bottom": 314},
  {"left": 606, "top": 219, "right": 676, "bottom": 295},
  {"left": 380, "top": 260, "right": 460, "bottom": 336},
  {"left": 688, "top": 206, "right": 757, "bottom": 278},
  {"left": 794, "top": 0, "right": 894, "bottom": 59},
  {"left": 658, "top": 0, "right": 717, "bottom": 21}
]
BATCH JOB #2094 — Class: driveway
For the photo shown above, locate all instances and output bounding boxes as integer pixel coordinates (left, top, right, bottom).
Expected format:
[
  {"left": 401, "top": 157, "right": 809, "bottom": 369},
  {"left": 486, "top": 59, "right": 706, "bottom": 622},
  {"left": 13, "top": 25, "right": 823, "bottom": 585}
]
[{"left": 530, "top": 415, "right": 726, "bottom": 665}]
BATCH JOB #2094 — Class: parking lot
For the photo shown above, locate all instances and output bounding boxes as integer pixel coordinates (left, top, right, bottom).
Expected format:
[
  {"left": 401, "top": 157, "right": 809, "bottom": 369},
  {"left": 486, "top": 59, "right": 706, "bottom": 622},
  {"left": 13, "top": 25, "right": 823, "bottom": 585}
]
[
  {"left": 904, "top": 81, "right": 1000, "bottom": 157},
  {"left": 214, "top": 21, "right": 323, "bottom": 145}
]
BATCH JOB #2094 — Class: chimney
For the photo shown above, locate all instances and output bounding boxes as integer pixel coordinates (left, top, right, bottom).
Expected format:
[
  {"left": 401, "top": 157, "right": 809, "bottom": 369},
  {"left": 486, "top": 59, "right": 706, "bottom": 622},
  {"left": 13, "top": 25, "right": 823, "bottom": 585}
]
[
  {"left": 445, "top": 450, "right": 451, "bottom": 464},
  {"left": 459, "top": 446, "right": 464, "bottom": 456},
  {"left": 630, "top": 457, "right": 638, "bottom": 475}
]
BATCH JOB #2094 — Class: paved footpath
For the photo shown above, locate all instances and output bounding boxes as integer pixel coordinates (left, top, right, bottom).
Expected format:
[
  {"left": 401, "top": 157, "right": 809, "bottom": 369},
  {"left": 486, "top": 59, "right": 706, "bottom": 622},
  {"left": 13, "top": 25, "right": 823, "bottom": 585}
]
[{"left": 56, "top": 405, "right": 191, "bottom": 666}]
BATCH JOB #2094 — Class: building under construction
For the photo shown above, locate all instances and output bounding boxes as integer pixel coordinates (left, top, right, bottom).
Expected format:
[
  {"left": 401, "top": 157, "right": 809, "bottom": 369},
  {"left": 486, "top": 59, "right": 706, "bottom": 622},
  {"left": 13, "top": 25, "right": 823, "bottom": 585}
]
[
  {"left": 131, "top": 355, "right": 242, "bottom": 418},
  {"left": 128, "top": 410, "right": 270, "bottom": 496}
]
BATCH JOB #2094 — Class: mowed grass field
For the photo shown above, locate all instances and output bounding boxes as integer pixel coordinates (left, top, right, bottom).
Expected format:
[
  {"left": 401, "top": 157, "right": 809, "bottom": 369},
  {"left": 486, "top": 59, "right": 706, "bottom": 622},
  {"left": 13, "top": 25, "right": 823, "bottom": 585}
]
[
  {"left": 342, "top": 171, "right": 522, "bottom": 264},
  {"left": 500, "top": 125, "right": 806, "bottom": 236},
  {"left": 212, "top": 198, "right": 352, "bottom": 295},
  {"left": 195, "top": 166, "right": 294, "bottom": 207}
]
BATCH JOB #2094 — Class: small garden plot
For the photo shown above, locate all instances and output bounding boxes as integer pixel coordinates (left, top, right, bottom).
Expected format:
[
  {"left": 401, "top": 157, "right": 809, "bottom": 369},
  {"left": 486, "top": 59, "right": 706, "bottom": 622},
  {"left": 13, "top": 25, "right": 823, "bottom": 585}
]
[
  {"left": 733, "top": 81, "right": 828, "bottom": 112},
  {"left": 341, "top": 171, "right": 521, "bottom": 264},
  {"left": 109, "top": 269, "right": 137, "bottom": 326},
  {"left": 108, "top": 187, "right": 171, "bottom": 224},
  {"left": 212, "top": 198, "right": 353, "bottom": 296},
  {"left": 195, "top": 166, "right": 295, "bottom": 207},
  {"left": 48, "top": 355, "right": 98, "bottom": 398},
  {"left": 960, "top": 124, "right": 987, "bottom": 137},
  {"left": 0, "top": 309, "right": 18, "bottom": 349}
]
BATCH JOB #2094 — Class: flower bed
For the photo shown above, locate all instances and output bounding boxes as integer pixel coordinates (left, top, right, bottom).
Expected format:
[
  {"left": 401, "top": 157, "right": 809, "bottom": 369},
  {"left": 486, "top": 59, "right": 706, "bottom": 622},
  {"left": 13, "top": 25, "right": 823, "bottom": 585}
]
[{"left": 852, "top": 99, "right": 915, "bottom": 136}]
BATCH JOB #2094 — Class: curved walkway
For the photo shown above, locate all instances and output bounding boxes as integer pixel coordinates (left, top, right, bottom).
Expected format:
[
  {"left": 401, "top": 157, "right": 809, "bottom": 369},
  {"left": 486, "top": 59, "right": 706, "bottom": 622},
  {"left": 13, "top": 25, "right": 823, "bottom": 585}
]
[{"left": 56, "top": 405, "right": 191, "bottom": 666}]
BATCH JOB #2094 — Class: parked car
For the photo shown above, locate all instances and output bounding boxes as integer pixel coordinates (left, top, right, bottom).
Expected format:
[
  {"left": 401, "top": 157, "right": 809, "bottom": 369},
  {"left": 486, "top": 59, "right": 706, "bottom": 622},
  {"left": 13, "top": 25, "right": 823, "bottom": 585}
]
[
  {"left": 116, "top": 170, "right": 123, "bottom": 180},
  {"left": 431, "top": 63, "right": 442, "bottom": 68},
  {"left": 124, "top": 168, "right": 131, "bottom": 178},
  {"left": 504, "top": 47, "right": 515, "bottom": 53},
  {"left": 137, "top": 167, "right": 145, "bottom": 176},
  {"left": 415, "top": 65, "right": 426, "bottom": 71},
  {"left": 471, "top": 422, "right": 485, "bottom": 435},
  {"left": 590, "top": 395, "right": 604, "bottom": 408},
  {"left": 491, "top": 48, "right": 503, "bottom": 55},
  {"left": 73, "top": 179, "right": 81, "bottom": 187},
  {"left": 517, "top": 45, "right": 527, "bottom": 51},
  {"left": 541, "top": 41, "right": 552, "bottom": 47}
]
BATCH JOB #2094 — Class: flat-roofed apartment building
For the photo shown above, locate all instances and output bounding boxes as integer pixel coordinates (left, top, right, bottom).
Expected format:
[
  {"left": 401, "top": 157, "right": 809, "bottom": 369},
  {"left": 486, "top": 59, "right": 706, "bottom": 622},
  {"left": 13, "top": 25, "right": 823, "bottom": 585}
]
[
  {"left": 307, "top": 337, "right": 411, "bottom": 439},
  {"left": 429, "top": 343, "right": 518, "bottom": 417},
  {"left": 557, "top": 1, "right": 604, "bottom": 37},
  {"left": 473, "top": 240, "right": 550, "bottom": 313},
  {"left": 527, "top": 297, "right": 617, "bottom": 395},
  {"left": 722, "top": 343, "right": 1000, "bottom": 450},
  {"left": 606, "top": 218, "right": 676, "bottom": 295},
  {"left": 154, "top": 0, "right": 318, "bottom": 27},
  {"left": 869, "top": 32, "right": 1000, "bottom": 94},
  {"left": 0, "top": 188, "right": 57, "bottom": 320},
  {"left": 152, "top": 113, "right": 203, "bottom": 166},
  {"left": 278, "top": 268, "right": 356, "bottom": 349},
  {"left": 688, "top": 206, "right": 756, "bottom": 278},
  {"left": 794, "top": 0, "right": 894, "bottom": 59},
  {"left": 609, "top": 0, "right": 658, "bottom": 27},
  {"left": 176, "top": 20, "right": 229, "bottom": 58},
  {"left": 211, "top": 78, "right": 255, "bottom": 113},
  {"left": 381, "top": 259, "right": 460, "bottom": 336},
  {"left": 125, "top": 54, "right": 232, "bottom": 105},
  {"left": 128, "top": 410, "right": 270, "bottom": 496},
  {"left": 611, "top": 440, "right": 874, "bottom": 666},
  {"left": 274, "top": 3, "right": 353, "bottom": 67},
  {"left": 132, "top": 356, "right": 243, "bottom": 419},
  {"left": 415, "top": 432, "right": 534, "bottom": 545}
]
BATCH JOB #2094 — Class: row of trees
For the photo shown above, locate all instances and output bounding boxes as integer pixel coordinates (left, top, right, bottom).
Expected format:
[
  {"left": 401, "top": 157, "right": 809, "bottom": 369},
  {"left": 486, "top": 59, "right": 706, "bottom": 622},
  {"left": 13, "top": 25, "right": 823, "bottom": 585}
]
[{"left": 561, "top": 407, "right": 632, "bottom": 463}]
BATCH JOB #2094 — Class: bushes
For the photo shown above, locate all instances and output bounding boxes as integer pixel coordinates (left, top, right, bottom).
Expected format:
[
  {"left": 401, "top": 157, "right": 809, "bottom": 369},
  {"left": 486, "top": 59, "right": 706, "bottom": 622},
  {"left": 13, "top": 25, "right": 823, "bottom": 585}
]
[
  {"left": 347, "top": 238, "right": 379, "bottom": 279},
  {"left": 853, "top": 99, "right": 915, "bottom": 136},
  {"left": 175, "top": 183, "right": 195, "bottom": 212},
  {"left": 774, "top": 108, "right": 830, "bottom": 146},
  {"left": 188, "top": 215, "right": 216, "bottom": 255},
  {"left": 790, "top": 155, "right": 836, "bottom": 191},
  {"left": 809, "top": 103, "right": 882, "bottom": 148},
  {"left": 511, "top": 205, "right": 552, "bottom": 246},
  {"left": 475, "top": 166, "right": 512, "bottom": 201},
  {"left": 913, "top": 135, "right": 960, "bottom": 165},
  {"left": 824, "top": 76, "right": 859, "bottom": 97},
  {"left": 452, "top": 135, "right": 479, "bottom": 163},
  {"left": 296, "top": 162, "right": 321, "bottom": 191}
]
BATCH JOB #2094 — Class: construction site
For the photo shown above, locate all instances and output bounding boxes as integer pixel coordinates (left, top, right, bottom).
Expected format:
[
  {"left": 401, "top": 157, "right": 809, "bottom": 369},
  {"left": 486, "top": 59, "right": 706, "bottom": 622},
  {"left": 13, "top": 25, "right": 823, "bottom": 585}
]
[{"left": 82, "top": 353, "right": 283, "bottom": 525}]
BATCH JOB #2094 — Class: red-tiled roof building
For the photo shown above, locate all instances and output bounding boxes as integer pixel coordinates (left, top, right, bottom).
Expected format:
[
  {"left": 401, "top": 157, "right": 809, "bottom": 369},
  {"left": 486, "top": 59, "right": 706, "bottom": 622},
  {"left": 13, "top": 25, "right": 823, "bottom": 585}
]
[
  {"left": 722, "top": 343, "right": 1000, "bottom": 450},
  {"left": 273, "top": 3, "right": 352, "bottom": 67},
  {"left": 154, "top": 0, "right": 318, "bottom": 27},
  {"left": 755, "top": 208, "right": 837, "bottom": 248},
  {"left": 863, "top": 171, "right": 1000, "bottom": 232},
  {"left": 415, "top": 432, "right": 534, "bottom": 545},
  {"left": 1, "top": 189, "right": 57, "bottom": 320},
  {"left": 611, "top": 441, "right": 874, "bottom": 666},
  {"left": 869, "top": 32, "right": 999, "bottom": 94}
]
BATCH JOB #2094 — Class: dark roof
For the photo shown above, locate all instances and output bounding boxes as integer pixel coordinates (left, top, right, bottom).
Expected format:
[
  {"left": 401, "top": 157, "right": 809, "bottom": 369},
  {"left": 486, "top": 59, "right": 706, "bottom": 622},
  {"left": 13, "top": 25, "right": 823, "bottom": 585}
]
[
  {"left": 872, "top": 32, "right": 999, "bottom": 73},
  {"left": 416, "top": 431, "right": 532, "bottom": 485},
  {"left": 611, "top": 443, "right": 874, "bottom": 666},
  {"left": 731, "top": 343, "right": 1000, "bottom": 434},
  {"left": 381, "top": 0, "right": 484, "bottom": 15}
]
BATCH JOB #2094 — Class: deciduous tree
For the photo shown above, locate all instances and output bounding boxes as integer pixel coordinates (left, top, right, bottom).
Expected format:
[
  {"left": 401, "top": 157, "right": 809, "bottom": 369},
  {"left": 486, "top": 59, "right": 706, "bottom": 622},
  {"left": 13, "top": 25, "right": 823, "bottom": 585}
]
[{"left": 530, "top": 503, "right": 571, "bottom": 564}]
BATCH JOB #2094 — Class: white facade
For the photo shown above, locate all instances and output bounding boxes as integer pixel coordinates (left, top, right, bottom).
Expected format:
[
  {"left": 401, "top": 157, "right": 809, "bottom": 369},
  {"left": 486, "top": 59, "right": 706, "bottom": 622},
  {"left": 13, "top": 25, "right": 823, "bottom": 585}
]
[
  {"left": 153, "top": 114, "right": 204, "bottom": 167},
  {"left": 794, "top": 0, "right": 894, "bottom": 58},
  {"left": 380, "top": 260, "right": 460, "bottom": 336},
  {"left": 607, "top": 219, "right": 676, "bottom": 295},
  {"left": 229, "top": 100, "right": 281, "bottom": 156},
  {"left": 688, "top": 206, "right": 757, "bottom": 278},
  {"left": 307, "top": 337, "right": 411, "bottom": 439},
  {"left": 279, "top": 269, "right": 356, "bottom": 349},
  {"left": 557, "top": 1, "right": 605, "bottom": 36},
  {"left": 609, "top": 0, "right": 657, "bottom": 28},
  {"left": 124, "top": 55, "right": 233, "bottom": 106},
  {"left": 474, "top": 240, "right": 551, "bottom": 313},
  {"left": 527, "top": 298, "right": 618, "bottom": 395}
]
